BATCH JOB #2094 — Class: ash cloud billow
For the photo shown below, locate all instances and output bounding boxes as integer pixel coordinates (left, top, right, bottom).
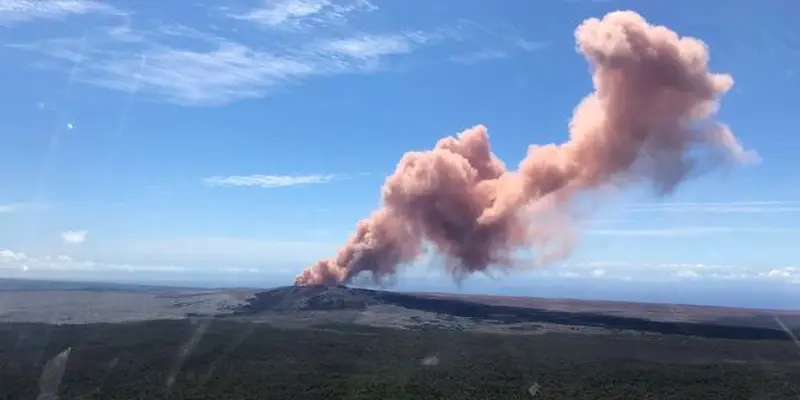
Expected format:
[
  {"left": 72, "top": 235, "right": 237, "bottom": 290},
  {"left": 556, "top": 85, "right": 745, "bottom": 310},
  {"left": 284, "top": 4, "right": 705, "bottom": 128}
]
[{"left": 295, "top": 11, "right": 758, "bottom": 286}]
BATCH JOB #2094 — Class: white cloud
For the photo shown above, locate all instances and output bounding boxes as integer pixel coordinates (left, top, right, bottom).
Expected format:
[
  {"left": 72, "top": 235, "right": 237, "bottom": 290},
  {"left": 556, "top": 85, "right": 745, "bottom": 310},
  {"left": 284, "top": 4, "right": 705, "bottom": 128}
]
[
  {"left": 564, "top": 260, "right": 800, "bottom": 284},
  {"left": 575, "top": 261, "right": 630, "bottom": 268},
  {"left": 61, "top": 230, "right": 87, "bottom": 244},
  {"left": 760, "top": 267, "right": 800, "bottom": 282},
  {"left": 0, "top": 249, "right": 27, "bottom": 262},
  {"left": 0, "top": 204, "right": 18, "bottom": 213},
  {"left": 675, "top": 270, "right": 700, "bottom": 279},
  {"left": 0, "top": 249, "right": 186, "bottom": 273},
  {"left": 0, "top": 0, "right": 120, "bottom": 25},
  {"left": 0, "top": 234, "right": 334, "bottom": 280},
  {"left": 590, "top": 268, "right": 606, "bottom": 277},
  {"left": 204, "top": 174, "right": 338, "bottom": 188},
  {"left": 0, "top": 248, "right": 274, "bottom": 287},
  {"left": 63, "top": 236, "right": 336, "bottom": 277}
]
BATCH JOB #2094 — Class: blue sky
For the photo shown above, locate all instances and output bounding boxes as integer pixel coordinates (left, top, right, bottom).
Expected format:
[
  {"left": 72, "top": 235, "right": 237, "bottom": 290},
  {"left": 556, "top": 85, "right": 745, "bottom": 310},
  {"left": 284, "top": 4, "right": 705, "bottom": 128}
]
[{"left": 0, "top": 0, "right": 799, "bottom": 306}]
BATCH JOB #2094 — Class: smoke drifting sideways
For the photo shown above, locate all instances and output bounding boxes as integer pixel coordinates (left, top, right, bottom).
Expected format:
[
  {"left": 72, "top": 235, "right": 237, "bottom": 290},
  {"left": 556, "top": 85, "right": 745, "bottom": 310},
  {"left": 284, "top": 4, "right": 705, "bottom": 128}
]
[{"left": 294, "top": 10, "right": 758, "bottom": 287}]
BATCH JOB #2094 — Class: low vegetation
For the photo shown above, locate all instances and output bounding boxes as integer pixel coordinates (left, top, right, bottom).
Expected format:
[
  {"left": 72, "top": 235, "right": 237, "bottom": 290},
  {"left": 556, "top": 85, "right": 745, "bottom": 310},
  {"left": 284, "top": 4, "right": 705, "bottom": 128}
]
[{"left": 2, "top": 319, "right": 800, "bottom": 399}]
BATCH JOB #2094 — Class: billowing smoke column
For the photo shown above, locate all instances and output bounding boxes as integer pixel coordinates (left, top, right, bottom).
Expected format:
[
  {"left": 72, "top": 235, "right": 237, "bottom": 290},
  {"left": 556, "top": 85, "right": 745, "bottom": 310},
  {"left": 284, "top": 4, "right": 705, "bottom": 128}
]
[{"left": 295, "top": 10, "right": 757, "bottom": 286}]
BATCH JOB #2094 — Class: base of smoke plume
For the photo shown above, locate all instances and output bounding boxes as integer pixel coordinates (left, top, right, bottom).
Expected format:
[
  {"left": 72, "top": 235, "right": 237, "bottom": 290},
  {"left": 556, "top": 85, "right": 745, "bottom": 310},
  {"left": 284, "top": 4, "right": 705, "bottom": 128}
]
[{"left": 299, "top": 182, "right": 645, "bottom": 288}]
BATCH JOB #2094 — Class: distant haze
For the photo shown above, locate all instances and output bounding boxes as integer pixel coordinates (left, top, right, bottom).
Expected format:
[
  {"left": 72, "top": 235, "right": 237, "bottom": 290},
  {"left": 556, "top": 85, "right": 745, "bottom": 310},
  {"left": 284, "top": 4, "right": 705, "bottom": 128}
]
[{"left": 3, "top": 273, "right": 796, "bottom": 311}]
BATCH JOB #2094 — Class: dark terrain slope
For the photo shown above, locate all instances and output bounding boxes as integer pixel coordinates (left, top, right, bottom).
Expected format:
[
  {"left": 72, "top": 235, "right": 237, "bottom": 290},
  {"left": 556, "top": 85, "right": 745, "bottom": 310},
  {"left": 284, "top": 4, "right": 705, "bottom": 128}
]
[
  {"left": 3, "top": 319, "right": 800, "bottom": 400},
  {"left": 235, "top": 285, "right": 795, "bottom": 341}
]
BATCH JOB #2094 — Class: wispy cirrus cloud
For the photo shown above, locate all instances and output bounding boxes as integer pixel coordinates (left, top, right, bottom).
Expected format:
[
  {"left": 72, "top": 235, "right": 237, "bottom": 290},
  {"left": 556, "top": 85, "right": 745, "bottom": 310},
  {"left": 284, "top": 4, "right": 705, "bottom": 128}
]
[
  {"left": 319, "top": 32, "right": 430, "bottom": 59},
  {"left": 449, "top": 49, "right": 508, "bottom": 65},
  {"left": 9, "top": 0, "right": 545, "bottom": 106},
  {"left": 576, "top": 200, "right": 800, "bottom": 238},
  {"left": 230, "top": 0, "right": 377, "bottom": 30},
  {"left": 0, "top": 202, "right": 48, "bottom": 213},
  {"left": 99, "top": 42, "right": 318, "bottom": 105},
  {"left": 447, "top": 19, "right": 549, "bottom": 65},
  {"left": 204, "top": 174, "right": 338, "bottom": 188},
  {"left": 449, "top": 38, "right": 548, "bottom": 65},
  {"left": 585, "top": 226, "right": 800, "bottom": 237},
  {"left": 628, "top": 201, "right": 800, "bottom": 214},
  {"left": 11, "top": 9, "right": 439, "bottom": 106},
  {"left": 0, "top": 0, "right": 120, "bottom": 25},
  {"left": 0, "top": 204, "right": 19, "bottom": 213},
  {"left": 66, "top": 236, "right": 336, "bottom": 274}
]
